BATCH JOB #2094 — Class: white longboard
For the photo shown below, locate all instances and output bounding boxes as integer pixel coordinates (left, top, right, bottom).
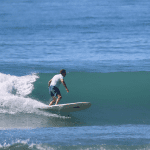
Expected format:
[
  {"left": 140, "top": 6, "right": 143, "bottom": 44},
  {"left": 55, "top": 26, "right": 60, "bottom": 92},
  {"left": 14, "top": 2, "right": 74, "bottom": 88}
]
[{"left": 39, "top": 102, "right": 91, "bottom": 112}]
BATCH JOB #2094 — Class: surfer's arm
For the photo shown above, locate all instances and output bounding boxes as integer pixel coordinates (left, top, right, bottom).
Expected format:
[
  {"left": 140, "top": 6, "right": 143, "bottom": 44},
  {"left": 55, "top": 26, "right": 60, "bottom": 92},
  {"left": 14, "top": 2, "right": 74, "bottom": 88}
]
[
  {"left": 61, "top": 79, "right": 69, "bottom": 92},
  {"left": 48, "top": 79, "right": 52, "bottom": 87}
]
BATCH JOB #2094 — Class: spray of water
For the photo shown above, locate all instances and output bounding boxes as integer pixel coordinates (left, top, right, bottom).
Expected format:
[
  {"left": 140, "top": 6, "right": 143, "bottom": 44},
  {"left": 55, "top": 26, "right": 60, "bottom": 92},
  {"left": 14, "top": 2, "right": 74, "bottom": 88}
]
[{"left": 0, "top": 73, "right": 65, "bottom": 118}]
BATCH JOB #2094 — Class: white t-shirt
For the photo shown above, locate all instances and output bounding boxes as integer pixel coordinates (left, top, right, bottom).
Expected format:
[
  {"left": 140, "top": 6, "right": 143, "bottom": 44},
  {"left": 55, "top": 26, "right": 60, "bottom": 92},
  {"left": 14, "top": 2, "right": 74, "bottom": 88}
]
[{"left": 50, "top": 74, "right": 63, "bottom": 88}]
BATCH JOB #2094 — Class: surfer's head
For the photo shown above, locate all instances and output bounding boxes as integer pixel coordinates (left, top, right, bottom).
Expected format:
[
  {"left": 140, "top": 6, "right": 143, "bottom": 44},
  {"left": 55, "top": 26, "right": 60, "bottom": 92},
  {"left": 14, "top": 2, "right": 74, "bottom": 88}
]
[{"left": 60, "top": 69, "right": 66, "bottom": 77}]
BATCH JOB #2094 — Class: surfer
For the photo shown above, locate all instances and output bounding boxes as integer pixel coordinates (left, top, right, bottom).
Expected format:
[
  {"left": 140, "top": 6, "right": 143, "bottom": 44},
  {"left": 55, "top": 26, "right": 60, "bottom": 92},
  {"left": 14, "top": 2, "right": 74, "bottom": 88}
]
[{"left": 48, "top": 69, "right": 69, "bottom": 105}]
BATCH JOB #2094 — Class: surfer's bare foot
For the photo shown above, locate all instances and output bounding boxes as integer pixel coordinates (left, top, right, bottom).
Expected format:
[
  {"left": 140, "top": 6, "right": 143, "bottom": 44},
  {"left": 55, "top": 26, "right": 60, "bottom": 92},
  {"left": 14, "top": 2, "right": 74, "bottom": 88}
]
[
  {"left": 49, "top": 101, "right": 54, "bottom": 106},
  {"left": 49, "top": 96, "right": 56, "bottom": 106}
]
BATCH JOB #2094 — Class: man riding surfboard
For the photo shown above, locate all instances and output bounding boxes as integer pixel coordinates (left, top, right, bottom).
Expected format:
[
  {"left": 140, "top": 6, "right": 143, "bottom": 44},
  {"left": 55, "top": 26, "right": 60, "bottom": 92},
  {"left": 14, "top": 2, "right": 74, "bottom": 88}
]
[{"left": 48, "top": 69, "right": 69, "bottom": 106}]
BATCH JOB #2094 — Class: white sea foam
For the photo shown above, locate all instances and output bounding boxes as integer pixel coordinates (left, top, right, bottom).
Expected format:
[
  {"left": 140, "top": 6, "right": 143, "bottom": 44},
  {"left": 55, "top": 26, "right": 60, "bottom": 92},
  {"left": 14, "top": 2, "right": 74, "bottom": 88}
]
[
  {"left": 0, "top": 73, "right": 37, "bottom": 112},
  {"left": 0, "top": 73, "right": 38, "bottom": 96},
  {"left": 0, "top": 73, "right": 70, "bottom": 120},
  {"left": 0, "top": 73, "right": 69, "bottom": 119}
]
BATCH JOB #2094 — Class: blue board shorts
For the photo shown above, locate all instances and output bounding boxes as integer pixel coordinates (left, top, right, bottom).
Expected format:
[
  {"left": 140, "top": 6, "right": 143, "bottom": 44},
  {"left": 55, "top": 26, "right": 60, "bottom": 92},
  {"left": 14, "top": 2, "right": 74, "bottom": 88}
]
[{"left": 49, "top": 86, "right": 60, "bottom": 97}]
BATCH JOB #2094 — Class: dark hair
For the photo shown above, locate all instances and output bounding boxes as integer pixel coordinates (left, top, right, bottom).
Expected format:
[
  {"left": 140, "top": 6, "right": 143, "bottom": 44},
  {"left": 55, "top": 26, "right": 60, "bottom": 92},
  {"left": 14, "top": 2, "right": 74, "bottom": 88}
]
[{"left": 60, "top": 69, "right": 66, "bottom": 74}]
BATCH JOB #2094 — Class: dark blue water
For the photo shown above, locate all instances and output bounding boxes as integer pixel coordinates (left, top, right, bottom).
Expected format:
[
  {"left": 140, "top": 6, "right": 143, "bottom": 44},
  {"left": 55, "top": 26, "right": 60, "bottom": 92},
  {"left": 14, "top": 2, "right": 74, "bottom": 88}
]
[
  {"left": 1, "top": 0, "right": 150, "bottom": 75},
  {"left": 0, "top": 0, "right": 150, "bottom": 149}
]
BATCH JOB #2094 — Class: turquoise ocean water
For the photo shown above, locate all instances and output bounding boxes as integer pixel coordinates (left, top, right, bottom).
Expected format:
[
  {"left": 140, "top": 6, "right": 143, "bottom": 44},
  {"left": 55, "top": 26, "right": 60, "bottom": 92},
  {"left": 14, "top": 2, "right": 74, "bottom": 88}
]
[{"left": 1, "top": 0, "right": 150, "bottom": 149}]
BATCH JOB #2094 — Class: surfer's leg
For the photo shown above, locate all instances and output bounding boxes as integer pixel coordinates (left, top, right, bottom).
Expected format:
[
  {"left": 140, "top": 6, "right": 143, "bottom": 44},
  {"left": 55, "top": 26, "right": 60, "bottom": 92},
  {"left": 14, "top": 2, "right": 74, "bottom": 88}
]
[
  {"left": 55, "top": 94, "right": 62, "bottom": 105},
  {"left": 49, "top": 96, "right": 56, "bottom": 106}
]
